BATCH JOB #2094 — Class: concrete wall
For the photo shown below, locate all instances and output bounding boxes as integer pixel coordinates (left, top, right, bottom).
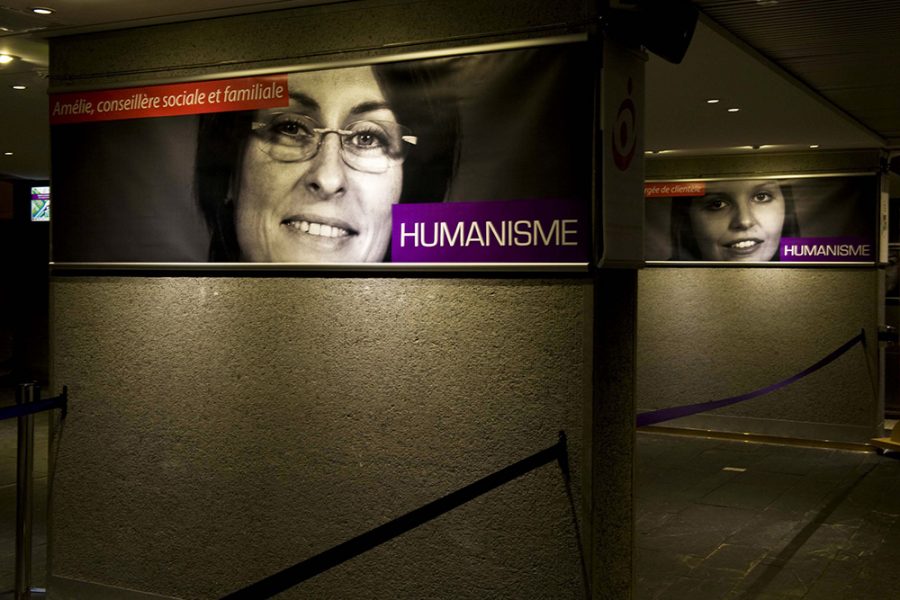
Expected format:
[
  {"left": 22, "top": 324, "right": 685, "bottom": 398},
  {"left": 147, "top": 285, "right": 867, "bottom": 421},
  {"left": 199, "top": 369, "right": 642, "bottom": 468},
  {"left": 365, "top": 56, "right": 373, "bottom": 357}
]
[
  {"left": 637, "top": 151, "right": 884, "bottom": 442},
  {"left": 50, "top": 0, "right": 593, "bottom": 87},
  {"left": 637, "top": 268, "right": 880, "bottom": 441},
  {"left": 47, "top": 1, "right": 634, "bottom": 598},
  {"left": 49, "top": 277, "right": 595, "bottom": 599}
]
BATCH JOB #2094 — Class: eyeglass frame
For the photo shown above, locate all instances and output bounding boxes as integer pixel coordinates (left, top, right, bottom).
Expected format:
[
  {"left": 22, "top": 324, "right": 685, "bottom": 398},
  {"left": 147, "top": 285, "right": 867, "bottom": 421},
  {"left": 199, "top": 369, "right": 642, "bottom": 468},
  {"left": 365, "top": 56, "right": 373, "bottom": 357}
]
[{"left": 250, "top": 112, "right": 418, "bottom": 174}]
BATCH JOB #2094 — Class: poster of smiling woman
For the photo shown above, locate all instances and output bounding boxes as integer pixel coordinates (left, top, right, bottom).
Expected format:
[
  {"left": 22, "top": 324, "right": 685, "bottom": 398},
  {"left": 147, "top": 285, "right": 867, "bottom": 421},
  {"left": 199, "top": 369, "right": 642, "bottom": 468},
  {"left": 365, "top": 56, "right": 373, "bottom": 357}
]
[
  {"left": 49, "top": 39, "right": 593, "bottom": 267},
  {"left": 644, "top": 174, "right": 879, "bottom": 264}
]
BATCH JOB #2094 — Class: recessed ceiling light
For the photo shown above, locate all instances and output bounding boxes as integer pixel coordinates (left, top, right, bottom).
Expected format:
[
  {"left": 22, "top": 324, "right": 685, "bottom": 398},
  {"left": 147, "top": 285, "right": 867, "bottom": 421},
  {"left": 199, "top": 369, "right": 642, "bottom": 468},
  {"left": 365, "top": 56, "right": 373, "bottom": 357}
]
[
  {"left": 0, "top": 54, "right": 17, "bottom": 64},
  {"left": 3, "top": 152, "right": 13, "bottom": 156},
  {"left": 727, "top": 107, "right": 740, "bottom": 113},
  {"left": 706, "top": 98, "right": 720, "bottom": 104},
  {"left": 11, "top": 85, "right": 26, "bottom": 90},
  {"left": 809, "top": 144, "right": 820, "bottom": 149},
  {"left": 30, "top": 7, "right": 55, "bottom": 15}
]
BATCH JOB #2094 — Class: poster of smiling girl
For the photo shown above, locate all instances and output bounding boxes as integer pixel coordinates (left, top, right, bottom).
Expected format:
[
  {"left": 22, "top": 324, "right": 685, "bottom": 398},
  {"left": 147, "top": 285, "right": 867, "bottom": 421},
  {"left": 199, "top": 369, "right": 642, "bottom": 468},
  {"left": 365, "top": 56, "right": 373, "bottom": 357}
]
[{"left": 644, "top": 174, "right": 879, "bottom": 264}]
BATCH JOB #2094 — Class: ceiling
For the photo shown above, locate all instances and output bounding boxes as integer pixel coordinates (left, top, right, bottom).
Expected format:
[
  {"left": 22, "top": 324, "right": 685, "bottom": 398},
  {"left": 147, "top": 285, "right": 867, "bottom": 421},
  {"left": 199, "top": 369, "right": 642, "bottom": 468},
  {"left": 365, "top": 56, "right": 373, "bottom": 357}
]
[{"left": 0, "top": 0, "right": 898, "bottom": 184}]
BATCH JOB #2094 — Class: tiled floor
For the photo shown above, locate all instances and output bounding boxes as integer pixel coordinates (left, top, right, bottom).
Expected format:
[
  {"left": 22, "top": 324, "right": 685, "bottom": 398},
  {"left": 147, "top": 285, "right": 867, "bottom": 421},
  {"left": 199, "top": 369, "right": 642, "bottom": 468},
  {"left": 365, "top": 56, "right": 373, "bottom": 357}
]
[
  {"left": 1, "top": 381, "right": 898, "bottom": 599},
  {"left": 636, "top": 431, "right": 900, "bottom": 600}
]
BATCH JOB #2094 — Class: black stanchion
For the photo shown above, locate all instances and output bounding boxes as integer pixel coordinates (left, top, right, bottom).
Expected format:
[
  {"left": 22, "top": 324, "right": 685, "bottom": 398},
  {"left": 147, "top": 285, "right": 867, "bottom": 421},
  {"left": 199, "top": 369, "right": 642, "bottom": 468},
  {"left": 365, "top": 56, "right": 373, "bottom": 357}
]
[
  {"left": 15, "top": 382, "right": 36, "bottom": 600},
  {"left": 11, "top": 383, "right": 66, "bottom": 600}
]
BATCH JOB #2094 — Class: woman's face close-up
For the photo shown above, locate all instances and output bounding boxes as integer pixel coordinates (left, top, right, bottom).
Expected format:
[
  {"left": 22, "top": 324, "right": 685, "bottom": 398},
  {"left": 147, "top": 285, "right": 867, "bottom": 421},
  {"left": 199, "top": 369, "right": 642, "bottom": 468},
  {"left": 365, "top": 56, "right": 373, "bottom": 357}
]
[
  {"left": 688, "top": 180, "right": 786, "bottom": 261},
  {"left": 235, "top": 66, "right": 404, "bottom": 262}
]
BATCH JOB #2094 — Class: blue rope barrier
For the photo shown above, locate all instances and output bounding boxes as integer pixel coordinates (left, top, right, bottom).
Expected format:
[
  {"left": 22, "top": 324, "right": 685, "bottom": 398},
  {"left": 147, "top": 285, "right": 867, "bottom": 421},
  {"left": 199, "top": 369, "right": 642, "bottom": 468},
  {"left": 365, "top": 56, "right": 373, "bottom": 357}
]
[
  {"left": 637, "top": 330, "right": 866, "bottom": 428},
  {"left": 0, "top": 388, "right": 68, "bottom": 421}
]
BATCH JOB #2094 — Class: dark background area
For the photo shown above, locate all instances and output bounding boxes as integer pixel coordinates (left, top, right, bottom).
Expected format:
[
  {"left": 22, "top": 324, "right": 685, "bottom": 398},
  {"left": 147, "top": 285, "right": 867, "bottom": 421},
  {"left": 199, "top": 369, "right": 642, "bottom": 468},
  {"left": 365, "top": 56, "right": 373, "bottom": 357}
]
[
  {"left": 51, "top": 114, "right": 208, "bottom": 262},
  {"left": 0, "top": 178, "right": 49, "bottom": 388}
]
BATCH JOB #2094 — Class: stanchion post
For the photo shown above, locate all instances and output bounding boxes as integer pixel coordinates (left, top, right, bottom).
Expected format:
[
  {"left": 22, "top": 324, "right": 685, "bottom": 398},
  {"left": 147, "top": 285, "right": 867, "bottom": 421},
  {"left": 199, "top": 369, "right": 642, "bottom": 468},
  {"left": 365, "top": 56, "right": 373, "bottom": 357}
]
[{"left": 15, "top": 382, "right": 37, "bottom": 600}]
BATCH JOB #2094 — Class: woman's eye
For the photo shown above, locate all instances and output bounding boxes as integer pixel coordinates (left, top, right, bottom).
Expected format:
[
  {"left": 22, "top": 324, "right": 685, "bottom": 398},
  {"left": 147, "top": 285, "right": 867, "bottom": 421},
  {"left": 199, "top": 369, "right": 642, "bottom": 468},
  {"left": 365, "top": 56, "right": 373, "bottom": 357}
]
[
  {"left": 752, "top": 191, "right": 774, "bottom": 203},
  {"left": 275, "top": 122, "right": 300, "bottom": 136},
  {"left": 345, "top": 121, "right": 398, "bottom": 153},
  {"left": 348, "top": 129, "right": 389, "bottom": 151},
  {"left": 269, "top": 115, "right": 315, "bottom": 139},
  {"left": 702, "top": 197, "right": 729, "bottom": 211},
  {"left": 351, "top": 132, "right": 382, "bottom": 148}
]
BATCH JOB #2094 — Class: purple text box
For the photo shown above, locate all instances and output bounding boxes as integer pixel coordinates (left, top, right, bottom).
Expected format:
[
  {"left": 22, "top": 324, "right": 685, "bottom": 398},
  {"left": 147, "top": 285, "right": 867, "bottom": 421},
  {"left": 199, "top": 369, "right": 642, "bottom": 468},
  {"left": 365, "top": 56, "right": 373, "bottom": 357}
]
[
  {"left": 392, "top": 199, "right": 588, "bottom": 263},
  {"left": 780, "top": 236, "right": 874, "bottom": 262}
]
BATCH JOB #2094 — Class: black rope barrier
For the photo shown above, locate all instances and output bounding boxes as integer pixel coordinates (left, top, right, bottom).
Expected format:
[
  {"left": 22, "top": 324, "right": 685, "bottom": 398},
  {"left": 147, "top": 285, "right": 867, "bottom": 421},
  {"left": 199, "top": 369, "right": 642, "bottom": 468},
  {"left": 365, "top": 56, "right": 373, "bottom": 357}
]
[
  {"left": 637, "top": 330, "right": 866, "bottom": 428},
  {"left": 221, "top": 431, "right": 569, "bottom": 600}
]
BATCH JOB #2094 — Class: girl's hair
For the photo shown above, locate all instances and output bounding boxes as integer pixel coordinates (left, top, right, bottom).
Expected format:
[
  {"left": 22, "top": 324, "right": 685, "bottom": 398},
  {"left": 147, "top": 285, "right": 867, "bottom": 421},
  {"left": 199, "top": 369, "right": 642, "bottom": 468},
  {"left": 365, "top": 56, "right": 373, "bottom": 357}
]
[
  {"left": 669, "top": 182, "right": 800, "bottom": 261},
  {"left": 194, "top": 60, "right": 459, "bottom": 261}
]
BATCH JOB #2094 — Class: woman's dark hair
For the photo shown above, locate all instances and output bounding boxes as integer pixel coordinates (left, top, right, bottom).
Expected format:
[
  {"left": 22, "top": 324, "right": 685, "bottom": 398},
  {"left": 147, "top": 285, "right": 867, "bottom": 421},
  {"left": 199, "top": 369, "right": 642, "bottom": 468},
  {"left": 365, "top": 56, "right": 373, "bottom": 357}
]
[
  {"left": 194, "top": 61, "right": 460, "bottom": 261},
  {"left": 669, "top": 182, "right": 800, "bottom": 261}
]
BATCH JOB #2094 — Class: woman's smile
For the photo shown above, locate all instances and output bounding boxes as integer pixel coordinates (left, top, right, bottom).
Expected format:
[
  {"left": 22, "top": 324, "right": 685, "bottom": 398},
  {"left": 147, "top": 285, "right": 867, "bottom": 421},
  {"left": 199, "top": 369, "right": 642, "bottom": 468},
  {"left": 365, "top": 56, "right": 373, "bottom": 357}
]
[
  {"left": 283, "top": 220, "right": 352, "bottom": 238},
  {"left": 727, "top": 239, "right": 762, "bottom": 250},
  {"left": 280, "top": 213, "right": 357, "bottom": 240},
  {"left": 721, "top": 236, "right": 765, "bottom": 255}
]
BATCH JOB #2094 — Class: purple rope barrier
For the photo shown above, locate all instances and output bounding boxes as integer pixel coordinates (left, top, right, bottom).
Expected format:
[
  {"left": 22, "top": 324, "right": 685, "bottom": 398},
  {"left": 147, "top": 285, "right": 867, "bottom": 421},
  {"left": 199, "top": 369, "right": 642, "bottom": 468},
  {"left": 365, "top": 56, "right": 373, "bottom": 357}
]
[{"left": 636, "top": 330, "right": 866, "bottom": 428}]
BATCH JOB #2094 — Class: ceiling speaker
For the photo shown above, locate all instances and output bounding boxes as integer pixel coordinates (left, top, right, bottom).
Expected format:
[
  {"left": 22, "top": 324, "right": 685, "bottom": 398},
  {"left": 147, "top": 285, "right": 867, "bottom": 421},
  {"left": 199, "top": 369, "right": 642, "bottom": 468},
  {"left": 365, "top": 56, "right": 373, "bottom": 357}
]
[{"left": 604, "top": 0, "right": 699, "bottom": 64}]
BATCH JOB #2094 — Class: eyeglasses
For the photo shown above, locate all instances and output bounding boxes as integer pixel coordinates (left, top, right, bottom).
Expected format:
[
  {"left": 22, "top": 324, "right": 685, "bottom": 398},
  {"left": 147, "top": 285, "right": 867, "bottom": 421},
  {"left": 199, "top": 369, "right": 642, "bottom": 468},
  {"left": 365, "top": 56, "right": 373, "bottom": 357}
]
[{"left": 251, "top": 112, "right": 417, "bottom": 174}]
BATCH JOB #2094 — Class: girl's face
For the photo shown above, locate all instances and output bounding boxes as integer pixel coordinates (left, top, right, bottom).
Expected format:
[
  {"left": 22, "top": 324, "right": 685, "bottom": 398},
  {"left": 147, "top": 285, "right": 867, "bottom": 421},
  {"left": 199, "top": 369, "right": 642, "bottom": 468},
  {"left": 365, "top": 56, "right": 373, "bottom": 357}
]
[
  {"left": 235, "top": 66, "right": 403, "bottom": 262},
  {"left": 689, "top": 180, "right": 786, "bottom": 261}
]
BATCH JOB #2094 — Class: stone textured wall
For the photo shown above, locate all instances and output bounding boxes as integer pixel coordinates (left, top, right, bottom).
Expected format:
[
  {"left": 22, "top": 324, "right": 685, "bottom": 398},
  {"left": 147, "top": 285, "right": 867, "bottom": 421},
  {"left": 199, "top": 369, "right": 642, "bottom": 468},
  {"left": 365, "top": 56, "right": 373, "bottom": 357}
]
[
  {"left": 49, "top": 276, "right": 595, "bottom": 598},
  {"left": 637, "top": 268, "right": 880, "bottom": 440},
  {"left": 50, "top": 0, "right": 594, "bottom": 88}
]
